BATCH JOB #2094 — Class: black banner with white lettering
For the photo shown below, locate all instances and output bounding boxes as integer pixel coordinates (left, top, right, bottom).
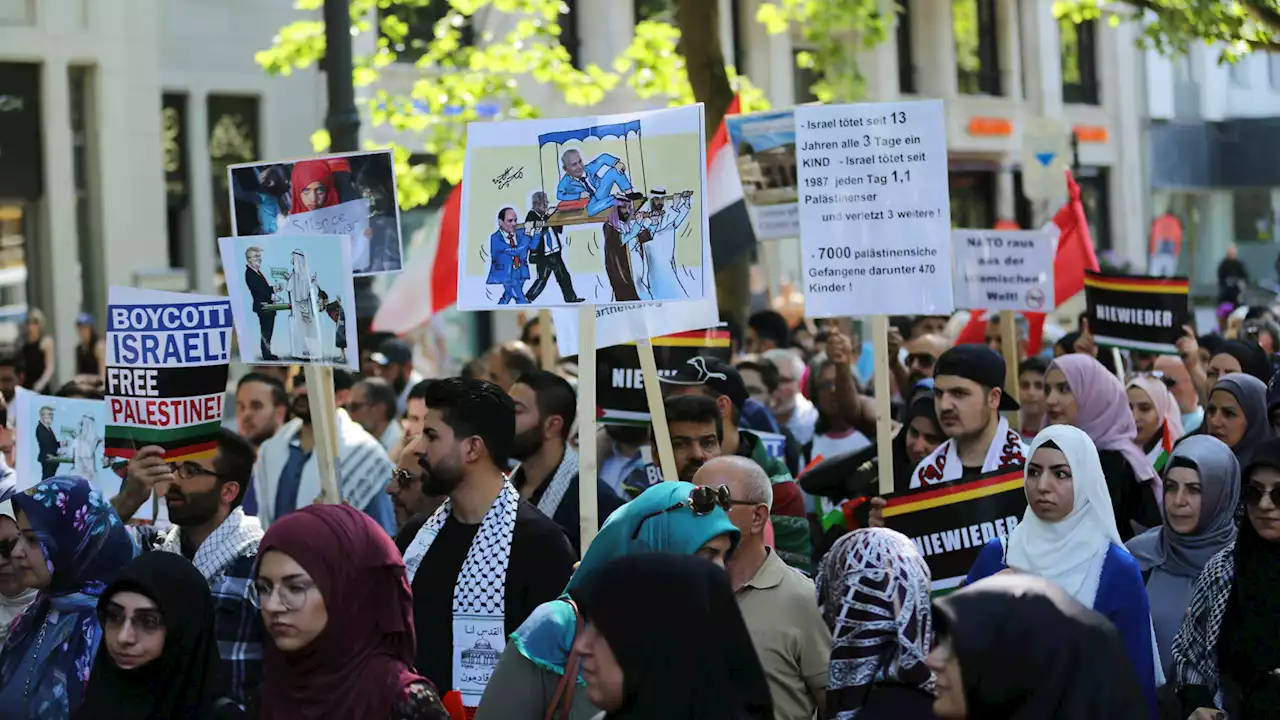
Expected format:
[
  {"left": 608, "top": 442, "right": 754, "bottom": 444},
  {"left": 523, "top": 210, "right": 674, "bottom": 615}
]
[
  {"left": 1084, "top": 271, "right": 1189, "bottom": 355},
  {"left": 596, "top": 328, "right": 730, "bottom": 426},
  {"left": 883, "top": 468, "right": 1028, "bottom": 593}
]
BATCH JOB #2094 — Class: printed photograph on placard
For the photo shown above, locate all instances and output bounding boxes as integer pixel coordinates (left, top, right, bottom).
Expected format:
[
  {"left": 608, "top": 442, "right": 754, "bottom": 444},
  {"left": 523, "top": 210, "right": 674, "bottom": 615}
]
[
  {"left": 218, "top": 235, "right": 358, "bottom": 369},
  {"left": 458, "top": 104, "right": 710, "bottom": 309},
  {"left": 226, "top": 149, "right": 403, "bottom": 275},
  {"left": 725, "top": 109, "right": 800, "bottom": 240},
  {"left": 12, "top": 388, "right": 136, "bottom": 512}
]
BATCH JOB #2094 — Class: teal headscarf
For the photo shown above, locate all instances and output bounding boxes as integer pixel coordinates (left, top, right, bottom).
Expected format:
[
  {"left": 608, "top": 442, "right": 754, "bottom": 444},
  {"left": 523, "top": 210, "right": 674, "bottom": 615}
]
[{"left": 508, "top": 481, "right": 740, "bottom": 678}]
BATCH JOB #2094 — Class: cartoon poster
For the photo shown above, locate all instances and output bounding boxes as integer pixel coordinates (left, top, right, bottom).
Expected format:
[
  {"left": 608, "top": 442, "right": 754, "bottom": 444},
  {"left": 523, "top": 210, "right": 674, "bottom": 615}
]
[
  {"left": 725, "top": 109, "right": 800, "bottom": 240},
  {"left": 218, "top": 235, "right": 359, "bottom": 369},
  {"left": 458, "top": 104, "right": 710, "bottom": 309},
  {"left": 227, "top": 149, "right": 403, "bottom": 275},
  {"left": 13, "top": 388, "right": 144, "bottom": 516},
  {"left": 103, "top": 286, "right": 234, "bottom": 462}
]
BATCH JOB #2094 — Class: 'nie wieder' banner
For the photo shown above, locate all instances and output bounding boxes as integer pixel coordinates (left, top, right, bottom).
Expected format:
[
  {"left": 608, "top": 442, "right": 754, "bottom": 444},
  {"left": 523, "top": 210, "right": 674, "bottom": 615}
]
[
  {"left": 596, "top": 327, "right": 730, "bottom": 426},
  {"left": 104, "top": 287, "right": 233, "bottom": 461},
  {"left": 1084, "top": 272, "right": 1189, "bottom": 355},
  {"left": 883, "top": 468, "right": 1027, "bottom": 593}
]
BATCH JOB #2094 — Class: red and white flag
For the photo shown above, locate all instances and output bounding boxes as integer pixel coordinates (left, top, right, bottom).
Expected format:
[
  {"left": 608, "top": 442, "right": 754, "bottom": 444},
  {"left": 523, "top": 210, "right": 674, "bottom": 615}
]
[
  {"left": 372, "top": 185, "right": 462, "bottom": 335},
  {"left": 706, "top": 96, "right": 756, "bottom": 270}
]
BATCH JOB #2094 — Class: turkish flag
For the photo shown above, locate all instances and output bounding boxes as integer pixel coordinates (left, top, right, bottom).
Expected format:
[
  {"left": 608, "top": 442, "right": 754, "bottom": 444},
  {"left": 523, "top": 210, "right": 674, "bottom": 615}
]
[{"left": 955, "top": 170, "right": 1099, "bottom": 355}]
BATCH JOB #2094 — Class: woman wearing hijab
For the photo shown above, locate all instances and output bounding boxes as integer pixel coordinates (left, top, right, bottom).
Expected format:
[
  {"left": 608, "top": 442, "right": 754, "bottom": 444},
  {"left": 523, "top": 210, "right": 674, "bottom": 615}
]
[
  {"left": 1043, "top": 353, "right": 1162, "bottom": 539},
  {"left": 1205, "top": 373, "right": 1272, "bottom": 467},
  {"left": 0, "top": 499, "right": 37, "bottom": 645},
  {"left": 251, "top": 504, "right": 447, "bottom": 719},
  {"left": 925, "top": 573, "right": 1148, "bottom": 719},
  {"left": 1206, "top": 339, "right": 1272, "bottom": 387},
  {"left": 0, "top": 476, "right": 136, "bottom": 718},
  {"left": 75, "top": 553, "right": 228, "bottom": 719},
  {"left": 1127, "top": 375, "right": 1185, "bottom": 474},
  {"left": 965, "top": 425, "right": 1158, "bottom": 718},
  {"left": 475, "top": 481, "right": 740, "bottom": 720},
  {"left": 288, "top": 160, "right": 338, "bottom": 216},
  {"left": 1125, "top": 436, "right": 1239, "bottom": 687},
  {"left": 816, "top": 528, "right": 939, "bottom": 719},
  {"left": 569, "top": 553, "right": 772, "bottom": 720},
  {"left": 1172, "top": 436, "right": 1280, "bottom": 720}
]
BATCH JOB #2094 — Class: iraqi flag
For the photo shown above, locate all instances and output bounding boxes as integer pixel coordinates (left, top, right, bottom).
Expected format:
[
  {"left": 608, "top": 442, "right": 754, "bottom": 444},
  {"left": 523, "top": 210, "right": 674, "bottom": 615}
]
[
  {"left": 372, "top": 185, "right": 461, "bottom": 334},
  {"left": 955, "top": 170, "right": 1100, "bottom": 355},
  {"left": 707, "top": 96, "right": 756, "bottom": 270}
]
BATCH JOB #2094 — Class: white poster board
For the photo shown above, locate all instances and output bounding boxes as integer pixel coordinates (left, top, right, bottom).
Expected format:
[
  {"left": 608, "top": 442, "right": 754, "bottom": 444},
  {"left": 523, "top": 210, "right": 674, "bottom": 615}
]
[
  {"left": 951, "top": 229, "right": 1056, "bottom": 312},
  {"left": 279, "top": 198, "right": 371, "bottom": 271},
  {"left": 725, "top": 110, "right": 800, "bottom": 240},
  {"left": 795, "top": 100, "right": 954, "bottom": 318}
]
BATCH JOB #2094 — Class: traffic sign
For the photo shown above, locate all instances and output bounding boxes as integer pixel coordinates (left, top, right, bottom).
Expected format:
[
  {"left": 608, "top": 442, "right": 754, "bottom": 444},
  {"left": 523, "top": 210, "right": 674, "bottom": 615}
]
[{"left": 1021, "top": 117, "right": 1070, "bottom": 202}]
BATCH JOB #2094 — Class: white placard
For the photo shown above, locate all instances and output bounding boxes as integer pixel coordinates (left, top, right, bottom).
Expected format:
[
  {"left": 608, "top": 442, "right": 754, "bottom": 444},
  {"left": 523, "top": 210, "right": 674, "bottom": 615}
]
[
  {"left": 279, "top": 198, "right": 371, "bottom": 271},
  {"left": 951, "top": 229, "right": 1056, "bottom": 312},
  {"left": 795, "top": 100, "right": 953, "bottom": 318},
  {"left": 552, "top": 297, "right": 719, "bottom": 357}
]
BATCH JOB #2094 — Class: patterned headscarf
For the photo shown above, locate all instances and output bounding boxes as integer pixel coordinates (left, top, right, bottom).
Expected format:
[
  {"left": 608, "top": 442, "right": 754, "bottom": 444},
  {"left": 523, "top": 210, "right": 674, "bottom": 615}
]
[
  {"left": 815, "top": 528, "right": 934, "bottom": 718},
  {"left": 0, "top": 476, "right": 136, "bottom": 718}
]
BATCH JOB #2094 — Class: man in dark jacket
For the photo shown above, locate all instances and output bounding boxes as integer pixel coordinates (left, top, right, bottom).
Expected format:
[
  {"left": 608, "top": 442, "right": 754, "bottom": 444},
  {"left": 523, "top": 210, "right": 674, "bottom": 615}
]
[
  {"left": 36, "top": 405, "right": 60, "bottom": 479},
  {"left": 244, "top": 246, "right": 281, "bottom": 361}
]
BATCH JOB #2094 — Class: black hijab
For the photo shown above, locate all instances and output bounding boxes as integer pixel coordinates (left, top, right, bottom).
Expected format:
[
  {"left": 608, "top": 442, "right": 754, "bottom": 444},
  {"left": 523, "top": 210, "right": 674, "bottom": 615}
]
[
  {"left": 1229, "top": 438, "right": 1280, "bottom": 709},
  {"left": 932, "top": 574, "right": 1147, "bottom": 719},
  {"left": 571, "top": 553, "right": 773, "bottom": 720},
  {"left": 1215, "top": 340, "right": 1272, "bottom": 383},
  {"left": 76, "top": 552, "right": 224, "bottom": 720}
]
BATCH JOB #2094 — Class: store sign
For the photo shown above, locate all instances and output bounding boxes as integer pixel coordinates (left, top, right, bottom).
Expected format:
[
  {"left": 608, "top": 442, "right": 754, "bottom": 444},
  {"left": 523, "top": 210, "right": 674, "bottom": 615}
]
[
  {"left": 0, "top": 63, "right": 43, "bottom": 200},
  {"left": 162, "top": 94, "right": 189, "bottom": 208}
]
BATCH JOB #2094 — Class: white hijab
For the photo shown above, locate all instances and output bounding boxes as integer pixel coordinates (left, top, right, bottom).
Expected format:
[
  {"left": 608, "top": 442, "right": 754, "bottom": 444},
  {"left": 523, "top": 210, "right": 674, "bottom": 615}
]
[{"left": 1005, "top": 424, "right": 1123, "bottom": 607}]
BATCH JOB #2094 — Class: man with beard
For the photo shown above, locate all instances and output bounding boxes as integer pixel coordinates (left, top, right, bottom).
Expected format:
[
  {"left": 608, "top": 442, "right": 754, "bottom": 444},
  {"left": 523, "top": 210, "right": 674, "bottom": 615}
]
[
  {"left": 763, "top": 348, "right": 818, "bottom": 447},
  {"left": 349, "top": 376, "right": 402, "bottom": 452},
  {"left": 252, "top": 371, "right": 395, "bottom": 532},
  {"left": 401, "top": 378, "right": 573, "bottom": 713},
  {"left": 618, "top": 395, "right": 724, "bottom": 498},
  {"left": 234, "top": 372, "right": 288, "bottom": 448},
  {"left": 111, "top": 429, "right": 266, "bottom": 705},
  {"left": 388, "top": 442, "right": 445, "bottom": 552},
  {"left": 508, "top": 370, "right": 622, "bottom": 554},
  {"left": 372, "top": 337, "right": 424, "bottom": 414},
  {"left": 887, "top": 332, "right": 948, "bottom": 403}
]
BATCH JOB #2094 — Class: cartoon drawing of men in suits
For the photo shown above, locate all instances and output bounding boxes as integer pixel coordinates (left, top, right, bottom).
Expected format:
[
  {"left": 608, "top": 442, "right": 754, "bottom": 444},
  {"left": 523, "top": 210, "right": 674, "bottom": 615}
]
[
  {"left": 244, "top": 246, "right": 282, "bottom": 361},
  {"left": 487, "top": 207, "right": 534, "bottom": 305},
  {"left": 555, "top": 149, "right": 642, "bottom": 217}
]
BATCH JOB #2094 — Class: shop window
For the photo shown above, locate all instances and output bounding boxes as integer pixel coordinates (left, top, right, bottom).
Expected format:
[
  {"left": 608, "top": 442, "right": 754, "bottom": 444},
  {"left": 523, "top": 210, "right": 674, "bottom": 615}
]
[
  {"left": 1233, "top": 189, "right": 1276, "bottom": 242},
  {"left": 949, "top": 171, "right": 996, "bottom": 229},
  {"left": 207, "top": 95, "right": 260, "bottom": 249},
  {"left": 1075, "top": 168, "right": 1112, "bottom": 252},
  {"left": 897, "top": 0, "right": 916, "bottom": 94},
  {"left": 794, "top": 49, "right": 819, "bottom": 104},
  {"left": 1061, "top": 18, "right": 1099, "bottom": 105},
  {"left": 954, "top": 0, "right": 1001, "bottom": 96}
]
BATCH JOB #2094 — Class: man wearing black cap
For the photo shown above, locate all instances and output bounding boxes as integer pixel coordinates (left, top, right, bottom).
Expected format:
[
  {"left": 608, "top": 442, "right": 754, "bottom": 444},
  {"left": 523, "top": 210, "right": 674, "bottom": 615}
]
[
  {"left": 908, "top": 344, "right": 1028, "bottom": 488},
  {"left": 372, "top": 337, "right": 424, "bottom": 414},
  {"left": 661, "top": 356, "right": 813, "bottom": 573}
]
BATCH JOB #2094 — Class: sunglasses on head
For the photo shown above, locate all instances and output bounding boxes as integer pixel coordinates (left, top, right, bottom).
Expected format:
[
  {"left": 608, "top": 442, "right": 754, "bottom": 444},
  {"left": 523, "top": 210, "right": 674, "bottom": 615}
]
[
  {"left": 1244, "top": 483, "right": 1280, "bottom": 508},
  {"left": 631, "top": 485, "right": 754, "bottom": 540}
]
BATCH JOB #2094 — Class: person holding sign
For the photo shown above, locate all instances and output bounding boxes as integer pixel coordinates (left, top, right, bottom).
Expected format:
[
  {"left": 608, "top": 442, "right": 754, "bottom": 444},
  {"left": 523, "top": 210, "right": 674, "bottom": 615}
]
[{"left": 965, "top": 425, "right": 1158, "bottom": 719}]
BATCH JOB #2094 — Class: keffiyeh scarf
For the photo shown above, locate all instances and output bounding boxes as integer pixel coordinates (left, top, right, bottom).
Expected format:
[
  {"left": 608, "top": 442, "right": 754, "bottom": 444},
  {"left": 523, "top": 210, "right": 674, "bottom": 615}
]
[
  {"left": 157, "top": 507, "right": 263, "bottom": 580},
  {"left": 535, "top": 449, "right": 579, "bottom": 519},
  {"left": 816, "top": 528, "right": 934, "bottom": 718},
  {"left": 910, "top": 416, "right": 1027, "bottom": 488},
  {"left": 402, "top": 481, "right": 519, "bottom": 709}
]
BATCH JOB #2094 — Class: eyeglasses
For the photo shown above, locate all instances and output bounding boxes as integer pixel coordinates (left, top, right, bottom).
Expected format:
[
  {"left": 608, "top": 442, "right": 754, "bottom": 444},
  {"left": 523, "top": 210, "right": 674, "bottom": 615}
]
[
  {"left": 0, "top": 537, "right": 16, "bottom": 560},
  {"left": 98, "top": 606, "right": 165, "bottom": 635},
  {"left": 631, "top": 485, "right": 755, "bottom": 540},
  {"left": 167, "top": 461, "right": 229, "bottom": 482},
  {"left": 1244, "top": 484, "right": 1280, "bottom": 508},
  {"left": 391, "top": 467, "right": 416, "bottom": 489},
  {"left": 250, "top": 579, "right": 316, "bottom": 611}
]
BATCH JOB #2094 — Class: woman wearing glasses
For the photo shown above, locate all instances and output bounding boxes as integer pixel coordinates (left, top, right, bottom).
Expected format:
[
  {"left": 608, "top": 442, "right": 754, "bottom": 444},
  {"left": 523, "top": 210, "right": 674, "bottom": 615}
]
[
  {"left": 0, "top": 499, "right": 36, "bottom": 645},
  {"left": 0, "top": 476, "right": 135, "bottom": 719},
  {"left": 1204, "top": 373, "right": 1272, "bottom": 467},
  {"left": 250, "top": 503, "right": 448, "bottom": 719},
  {"left": 75, "top": 553, "right": 230, "bottom": 719},
  {"left": 1172, "top": 436, "right": 1280, "bottom": 720},
  {"left": 476, "top": 481, "right": 741, "bottom": 720}
]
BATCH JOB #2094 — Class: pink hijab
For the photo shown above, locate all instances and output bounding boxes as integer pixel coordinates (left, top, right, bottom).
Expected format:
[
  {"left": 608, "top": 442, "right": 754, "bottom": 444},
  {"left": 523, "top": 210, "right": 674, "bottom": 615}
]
[
  {"left": 1125, "top": 375, "right": 1185, "bottom": 449},
  {"left": 1047, "top": 354, "right": 1159, "bottom": 491}
]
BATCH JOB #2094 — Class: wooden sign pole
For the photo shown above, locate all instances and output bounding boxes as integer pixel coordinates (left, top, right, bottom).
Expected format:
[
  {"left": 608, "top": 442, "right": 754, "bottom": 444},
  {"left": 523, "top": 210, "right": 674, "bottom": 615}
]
[
  {"left": 999, "top": 311, "right": 1021, "bottom": 425},
  {"left": 637, "top": 338, "right": 679, "bottom": 482},
  {"left": 304, "top": 364, "right": 342, "bottom": 504},
  {"left": 538, "top": 309, "right": 555, "bottom": 370},
  {"left": 872, "top": 316, "right": 894, "bottom": 496},
  {"left": 576, "top": 307, "right": 599, "bottom": 555}
]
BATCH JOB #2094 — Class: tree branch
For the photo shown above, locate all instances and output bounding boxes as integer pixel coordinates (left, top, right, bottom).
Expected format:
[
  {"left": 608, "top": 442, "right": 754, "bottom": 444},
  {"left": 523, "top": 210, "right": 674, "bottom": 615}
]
[{"left": 676, "top": 0, "right": 734, "bottom": 139}]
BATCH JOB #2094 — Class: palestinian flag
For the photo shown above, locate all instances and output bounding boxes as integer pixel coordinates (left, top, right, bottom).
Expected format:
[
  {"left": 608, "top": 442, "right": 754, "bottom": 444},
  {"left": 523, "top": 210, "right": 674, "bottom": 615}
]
[
  {"left": 105, "top": 364, "right": 229, "bottom": 460},
  {"left": 707, "top": 96, "right": 756, "bottom": 271}
]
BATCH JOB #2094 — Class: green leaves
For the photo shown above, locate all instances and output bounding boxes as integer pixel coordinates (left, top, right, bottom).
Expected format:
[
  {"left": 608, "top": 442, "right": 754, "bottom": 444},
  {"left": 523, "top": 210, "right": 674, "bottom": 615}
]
[{"left": 1055, "top": 0, "right": 1280, "bottom": 61}]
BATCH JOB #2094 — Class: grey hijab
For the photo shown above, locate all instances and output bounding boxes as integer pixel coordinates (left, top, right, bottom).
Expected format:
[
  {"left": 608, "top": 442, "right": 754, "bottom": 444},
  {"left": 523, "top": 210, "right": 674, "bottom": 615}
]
[
  {"left": 1125, "top": 434, "right": 1240, "bottom": 675},
  {"left": 1210, "top": 373, "right": 1272, "bottom": 466}
]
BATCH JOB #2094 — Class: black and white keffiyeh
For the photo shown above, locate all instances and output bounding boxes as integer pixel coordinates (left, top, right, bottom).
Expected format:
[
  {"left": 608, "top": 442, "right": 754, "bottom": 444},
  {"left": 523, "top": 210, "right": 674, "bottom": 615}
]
[
  {"left": 158, "top": 507, "right": 264, "bottom": 580},
  {"left": 535, "top": 449, "right": 579, "bottom": 519},
  {"left": 816, "top": 528, "right": 934, "bottom": 718}
]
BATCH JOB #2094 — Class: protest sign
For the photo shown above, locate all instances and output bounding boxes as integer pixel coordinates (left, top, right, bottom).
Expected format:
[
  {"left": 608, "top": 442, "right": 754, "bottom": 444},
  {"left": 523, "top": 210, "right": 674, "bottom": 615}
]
[
  {"left": 1084, "top": 272, "right": 1190, "bottom": 354},
  {"left": 227, "top": 149, "right": 403, "bottom": 275},
  {"left": 596, "top": 328, "right": 731, "bottom": 426},
  {"left": 795, "top": 99, "right": 953, "bottom": 318},
  {"left": 458, "top": 104, "right": 710, "bottom": 309},
  {"left": 883, "top": 467, "right": 1028, "bottom": 592},
  {"left": 103, "top": 287, "right": 232, "bottom": 462},
  {"left": 952, "top": 229, "right": 1056, "bottom": 313},
  {"left": 725, "top": 110, "right": 799, "bottom": 240},
  {"left": 553, "top": 297, "right": 720, "bottom": 358},
  {"left": 219, "top": 235, "right": 359, "bottom": 369}
]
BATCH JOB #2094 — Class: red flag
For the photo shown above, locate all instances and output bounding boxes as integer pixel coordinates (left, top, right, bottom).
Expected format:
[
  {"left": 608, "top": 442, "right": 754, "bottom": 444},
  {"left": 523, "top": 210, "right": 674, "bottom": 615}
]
[
  {"left": 953, "top": 171, "right": 1098, "bottom": 355},
  {"left": 431, "top": 185, "right": 462, "bottom": 313},
  {"left": 371, "top": 184, "right": 462, "bottom": 333}
]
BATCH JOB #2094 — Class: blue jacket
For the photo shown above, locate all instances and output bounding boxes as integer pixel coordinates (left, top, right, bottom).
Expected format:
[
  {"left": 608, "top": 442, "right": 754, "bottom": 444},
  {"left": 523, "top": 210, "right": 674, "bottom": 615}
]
[
  {"left": 556, "top": 153, "right": 618, "bottom": 202},
  {"left": 966, "top": 539, "right": 1158, "bottom": 720},
  {"left": 487, "top": 229, "right": 533, "bottom": 285}
]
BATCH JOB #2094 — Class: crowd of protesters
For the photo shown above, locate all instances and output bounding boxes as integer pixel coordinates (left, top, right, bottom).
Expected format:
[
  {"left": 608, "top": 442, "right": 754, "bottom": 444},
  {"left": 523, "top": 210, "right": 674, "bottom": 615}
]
[{"left": 0, "top": 295, "right": 1273, "bottom": 720}]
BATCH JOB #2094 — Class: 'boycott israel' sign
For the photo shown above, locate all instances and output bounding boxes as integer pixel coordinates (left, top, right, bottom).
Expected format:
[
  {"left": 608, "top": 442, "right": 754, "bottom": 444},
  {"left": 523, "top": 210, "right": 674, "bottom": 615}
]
[
  {"left": 883, "top": 468, "right": 1028, "bottom": 593},
  {"left": 103, "top": 286, "right": 233, "bottom": 461}
]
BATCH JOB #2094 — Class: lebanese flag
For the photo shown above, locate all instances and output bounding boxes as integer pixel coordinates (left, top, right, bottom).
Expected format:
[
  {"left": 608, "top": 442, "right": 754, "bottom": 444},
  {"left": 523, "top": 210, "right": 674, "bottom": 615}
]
[
  {"left": 372, "top": 185, "right": 462, "bottom": 334},
  {"left": 955, "top": 170, "right": 1099, "bottom": 355},
  {"left": 707, "top": 96, "right": 756, "bottom": 270}
]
